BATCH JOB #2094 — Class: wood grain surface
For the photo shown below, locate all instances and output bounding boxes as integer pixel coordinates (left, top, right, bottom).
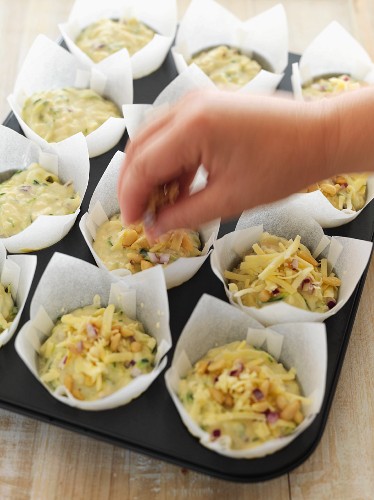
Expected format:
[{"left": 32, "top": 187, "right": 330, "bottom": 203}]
[{"left": 0, "top": 1, "right": 373, "bottom": 499}]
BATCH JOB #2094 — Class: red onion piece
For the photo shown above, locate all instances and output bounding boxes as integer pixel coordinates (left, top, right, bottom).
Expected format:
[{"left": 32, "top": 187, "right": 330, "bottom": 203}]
[
  {"left": 86, "top": 323, "right": 97, "bottom": 339},
  {"left": 76, "top": 341, "right": 84, "bottom": 353},
  {"left": 159, "top": 253, "right": 170, "bottom": 264},
  {"left": 327, "top": 299, "right": 336, "bottom": 309},
  {"left": 252, "top": 389, "right": 264, "bottom": 401},
  {"left": 229, "top": 361, "right": 244, "bottom": 377},
  {"left": 148, "top": 252, "right": 159, "bottom": 264},
  {"left": 291, "top": 258, "right": 298, "bottom": 270},
  {"left": 266, "top": 411, "right": 279, "bottom": 424},
  {"left": 211, "top": 429, "right": 221, "bottom": 439}
]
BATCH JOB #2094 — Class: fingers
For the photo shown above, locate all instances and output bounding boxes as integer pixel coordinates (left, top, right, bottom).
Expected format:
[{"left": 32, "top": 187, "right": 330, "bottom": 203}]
[
  {"left": 147, "top": 180, "right": 229, "bottom": 239},
  {"left": 118, "top": 120, "right": 202, "bottom": 224}
]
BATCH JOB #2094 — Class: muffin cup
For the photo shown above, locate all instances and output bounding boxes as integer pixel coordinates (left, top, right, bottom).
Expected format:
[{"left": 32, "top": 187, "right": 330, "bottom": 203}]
[
  {"left": 165, "top": 294, "right": 327, "bottom": 458},
  {"left": 0, "top": 242, "right": 36, "bottom": 348},
  {"left": 172, "top": 0, "right": 288, "bottom": 94},
  {"left": 15, "top": 252, "right": 171, "bottom": 411},
  {"left": 59, "top": 0, "right": 177, "bottom": 79},
  {"left": 0, "top": 125, "right": 89, "bottom": 253},
  {"left": 8, "top": 34, "right": 132, "bottom": 158},
  {"left": 210, "top": 205, "right": 373, "bottom": 325},
  {"left": 291, "top": 21, "right": 374, "bottom": 100},
  {"left": 79, "top": 150, "right": 219, "bottom": 289},
  {"left": 287, "top": 180, "right": 374, "bottom": 228},
  {"left": 290, "top": 22, "right": 374, "bottom": 227}
]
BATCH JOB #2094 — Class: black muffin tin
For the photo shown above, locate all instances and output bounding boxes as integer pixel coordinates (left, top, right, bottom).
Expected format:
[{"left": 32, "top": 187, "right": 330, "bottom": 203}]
[{"left": 1, "top": 50, "right": 373, "bottom": 482}]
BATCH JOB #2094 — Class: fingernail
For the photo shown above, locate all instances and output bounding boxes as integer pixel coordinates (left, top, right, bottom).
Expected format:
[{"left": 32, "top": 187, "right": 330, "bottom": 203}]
[{"left": 143, "top": 210, "right": 155, "bottom": 229}]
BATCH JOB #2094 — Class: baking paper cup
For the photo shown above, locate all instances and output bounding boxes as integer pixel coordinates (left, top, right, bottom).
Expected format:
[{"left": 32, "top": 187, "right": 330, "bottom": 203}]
[
  {"left": 0, "top": 125, "right": 89, "bottom": 253},
  {"left": 165, "top": 294, "right": 327, "bottom": 458},
  {"left": 210, "top": 205, "right": 373, "bottom": 325},
  {"left": 286, "top": 180, "right": 374, "bottom": 228},
  {"left": 79, "top": 150, "right": 219, "bottom": 289},
  {"left": 8, "top": 34, "right": 132, "bottom": 158},
  {"left": 15, "top": 253, "right": 171, "bottom": 411},
  {"left": 60, "top": 0, "right": 177, "bottom": 79},
  {"left": 291, "top": 21, "right": 374, "bottom": 100},
  {"left": 172, "top": 1, "right": 287, "bottom": 94},
  {"left": 0, "top": 242, "right": 36, "bottom": 347}
]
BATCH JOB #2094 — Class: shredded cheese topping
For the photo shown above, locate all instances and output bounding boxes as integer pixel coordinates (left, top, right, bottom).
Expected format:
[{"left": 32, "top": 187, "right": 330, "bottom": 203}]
[
  {"left": 75, "top": 18, "right": 155, "bottom": 63},
  {"left": 224, "top": 232, "right": 340, "bottom": 312},
  {"left": 93, "top": 214, "right": 201, "bottom": 273},
  {"left": 0, "top": 163, "right": 80, "bottom": 238},
  {"left": 38, "top": 296, "right": 156, "bottom": 401},
  {"left": 190, "top": 46, "right": 262, "bottom": 90},
  {"left": 304, "top": 174, "right": 368, "bottom": 211},
  {"left": 179, "top": 340, "right": 306, "bottom": 450},
  {"left": 0, "top": 283, "right": 17, "bottom": 333},
  {"left": 22, "top": 88, "right": 121, "bottom": 143}
]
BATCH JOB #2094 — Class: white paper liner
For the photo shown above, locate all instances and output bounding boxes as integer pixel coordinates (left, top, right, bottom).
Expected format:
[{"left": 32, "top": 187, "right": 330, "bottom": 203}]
[
  {"left": 0, "top": 125, "right": 89, "bottom": 253},
  {"left": 79, "top": 150, "right": 220, "bottom": 289},
  {"left": 7, "top": 34, "right": 132, "bottom": 158},
  {"left": 291, "top": 21, "right": 374, "bottom": 100},
  {"left": 289, "top": 22, "right": 374, "bottom": 227},
  {"left": 286, "top": 180, "right": 374, "bottom": 228},
  {"left": 164, "top": 294, "right": 327, "bottom": 458},
  {"left": 210, "top": 205, "right": 373, "bottom": 325},
  {"left": 14, "top": 252, "right": 171, "bottom": 411},
  {"left": 59, "top": 0, "right": 177, "bottom": 79},
  {"left": 0, "top": 243, "right": 36, "bottom": 348},
  {"left": 172, "top": 1, "right": 287, "bottom": 94}
]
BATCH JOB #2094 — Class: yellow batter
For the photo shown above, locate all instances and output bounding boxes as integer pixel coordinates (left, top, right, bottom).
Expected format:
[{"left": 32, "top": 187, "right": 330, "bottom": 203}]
[
  {"left": 225, "top": 232, "right": 340, "bottom": 312},
  {"left": 302, "top": 74, "right": 367, "bottom": 100},
  {"left": 190, "top": 46, "right": 262, "bottom": 90},
  {"left": 22, "top": 88, "right": 121, "bottom": 143},
  {"left": 0, "top": 163, "right": 80, "bottom": 238},
  {"left": 39, "top": 296, "right": 156, "bottom": 401},
  {"left": 93, "top": 214, "right": 201, "bottom": 273},
  {"left": 179, "top": 340, "right": 306, "bottom": 450},
  {"left": 76, "top": 18, "right": 155, "bottom": 63},
  {"left": 0, "top": 283, "right": 17, "bottom": 333}
]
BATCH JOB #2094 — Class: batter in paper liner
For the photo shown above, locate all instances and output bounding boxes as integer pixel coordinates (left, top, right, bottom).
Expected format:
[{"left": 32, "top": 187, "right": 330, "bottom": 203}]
[
  {"left": 75, "top": 18, "right": 155, "bottom": 63},
  {"left": 93, "top": 214, "right": 201, "bottom": 273},
  {"left": 0, "top": 163, "right": 80, "bottom": 238},
  {"left": 190, "top": 46, "right": 262, "bottom": 90},
  {"left": 302, "top": 74, "right": 367, "bottom": 100},
  {"left": 301, "top": 75, "right": 369, "bottom": 211},
  {"left": 38, "top": 295, "right": 156, "bottom": 401},
  {"left": 303, "top": 173, "right": 368, "bottom": 211},
  {"left": 0, "top": 283, "right": 17, "bottom": 333},
  {"left": 179, "top": 340, "right": 307, "bottom": 450},
  {"left": 225, "top": 233, "right": 340, "bottom": 312},
  {"left": 22, "top": 88, "right": 121, "bottom": 143}
]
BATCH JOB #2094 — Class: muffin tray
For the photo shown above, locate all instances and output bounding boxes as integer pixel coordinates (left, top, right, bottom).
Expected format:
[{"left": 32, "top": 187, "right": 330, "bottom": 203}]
[{"left": 1, "top": 50, "right": 374, "bottom": 483}]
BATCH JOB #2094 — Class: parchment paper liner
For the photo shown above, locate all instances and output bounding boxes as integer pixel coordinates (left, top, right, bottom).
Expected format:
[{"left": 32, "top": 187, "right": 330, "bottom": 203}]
[
  {"left": 286, "top": 180, "right": 374, "bottom": 228},
  {"left": 0, "top": 242, "right": 36, "bottom": 347},
  {"left": 7, "top": 34, "right": 132, "bottom": 158},
  {"left": 15, "top": 253, "right": 171, "bottom": 411},
  {"left": 210, "top": 206, "right": 373, "bottom": 325},
  {"left": 59, "top": 0, "right": 177, "bottom": 79},
  {"left": 172, "top": 1, "right": 288, "bottom": 94},
  {"left": 291, "top": 21, "right": 374, "bottom": 100},
  {"left": 0, "top": 125, "right": 89, "bottom": 253},
  {"left": 289, "top": 21, "right": 374, "bottom": 227},
  {"left": 165, "top": 294, "right": 327, "bottom": 458},
  {"left": 79, "top": 150, "right": 220, "bottom": 289}
]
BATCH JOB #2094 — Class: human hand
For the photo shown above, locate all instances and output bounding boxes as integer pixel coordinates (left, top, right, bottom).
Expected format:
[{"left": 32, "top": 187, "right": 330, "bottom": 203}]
[{"left": 118, "top": 89, "right": 331, "bottom": 238}]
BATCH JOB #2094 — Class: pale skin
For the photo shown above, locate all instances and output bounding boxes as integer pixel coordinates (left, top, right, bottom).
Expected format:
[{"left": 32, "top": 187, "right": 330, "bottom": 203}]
[{"left": 118, "top": 87, "right": 374, "bottom": 238}]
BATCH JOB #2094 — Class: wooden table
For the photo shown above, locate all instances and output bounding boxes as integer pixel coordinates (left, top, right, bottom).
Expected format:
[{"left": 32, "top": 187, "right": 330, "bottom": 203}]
[{"left": 0, "top": 1, "right": 373, "bottom": 498}]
